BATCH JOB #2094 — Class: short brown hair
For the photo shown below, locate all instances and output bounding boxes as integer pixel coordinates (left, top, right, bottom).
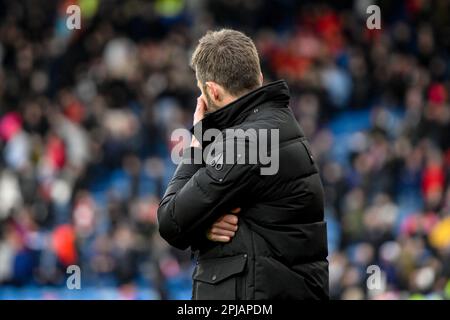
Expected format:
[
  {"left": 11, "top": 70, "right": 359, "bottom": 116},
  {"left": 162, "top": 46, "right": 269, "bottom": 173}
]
[{"left": 191, "top": 29, "right": 262, "bottom": 96}]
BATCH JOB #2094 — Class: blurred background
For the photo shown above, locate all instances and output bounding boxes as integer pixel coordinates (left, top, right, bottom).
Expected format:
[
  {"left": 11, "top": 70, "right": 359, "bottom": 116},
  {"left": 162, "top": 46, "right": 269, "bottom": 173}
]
[{"left": 0, "top": 0, "right": 449, "bottom": 300}]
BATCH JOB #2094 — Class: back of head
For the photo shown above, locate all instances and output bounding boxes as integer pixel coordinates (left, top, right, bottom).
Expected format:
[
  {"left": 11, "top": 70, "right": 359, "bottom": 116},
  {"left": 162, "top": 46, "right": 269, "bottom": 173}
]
[{"left": 191, "top": 29, "right": 262, "bottom": 97}]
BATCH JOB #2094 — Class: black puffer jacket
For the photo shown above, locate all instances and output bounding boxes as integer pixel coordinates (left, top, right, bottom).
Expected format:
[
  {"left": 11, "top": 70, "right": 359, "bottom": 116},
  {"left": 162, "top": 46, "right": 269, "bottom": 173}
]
[{"left": 158, "top": 80, "right": 329, "bottom": 300}]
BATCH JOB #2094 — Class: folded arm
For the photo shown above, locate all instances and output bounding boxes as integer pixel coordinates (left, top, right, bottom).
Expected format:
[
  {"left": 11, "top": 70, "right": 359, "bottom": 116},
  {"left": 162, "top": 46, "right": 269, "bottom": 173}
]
[{"left": 157, "top": 144, "right": 255, "bottom": 250}]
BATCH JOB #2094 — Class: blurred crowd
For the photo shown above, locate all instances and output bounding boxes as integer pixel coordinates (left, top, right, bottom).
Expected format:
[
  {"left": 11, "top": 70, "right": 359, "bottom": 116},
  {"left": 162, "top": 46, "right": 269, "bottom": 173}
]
[{"left": 0, "top": 0, "right": 449, "bottom": 299}]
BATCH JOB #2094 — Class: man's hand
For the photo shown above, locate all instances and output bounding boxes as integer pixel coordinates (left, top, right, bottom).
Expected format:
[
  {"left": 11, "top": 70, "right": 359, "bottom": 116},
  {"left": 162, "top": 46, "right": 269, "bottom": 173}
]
[
  {"left": 206, "top": 208, "right": 241, "bottom": 243},
  {"left": 191, "top": 95, "right": 207, "bottom": 148},
  {"left": 193, "top": 95, "right": 207, "bottom": 125}
]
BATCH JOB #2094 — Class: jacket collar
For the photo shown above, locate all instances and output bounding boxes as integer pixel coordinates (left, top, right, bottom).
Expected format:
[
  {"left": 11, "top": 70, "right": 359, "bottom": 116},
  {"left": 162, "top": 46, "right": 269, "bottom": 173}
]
[{"left": 192, "top": 80, "right": 290, "bottom": 137}]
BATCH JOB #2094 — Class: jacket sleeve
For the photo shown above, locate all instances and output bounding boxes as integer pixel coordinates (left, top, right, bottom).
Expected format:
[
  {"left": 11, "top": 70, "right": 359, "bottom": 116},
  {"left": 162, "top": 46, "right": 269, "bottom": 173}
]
[{"left": 157, "top": 144, "right": 256, "bottom": 250}]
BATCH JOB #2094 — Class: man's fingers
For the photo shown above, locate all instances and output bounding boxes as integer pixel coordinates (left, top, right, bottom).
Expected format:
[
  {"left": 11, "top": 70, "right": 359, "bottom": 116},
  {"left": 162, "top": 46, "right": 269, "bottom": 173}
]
[
  {"left": 206, "top": 210, "right": 241, "bottom": 243},
  {"left": 230, "top": 207, "right": 241, "bottom": 214},
  {"left": 221, "top": 214, "right": 239, "bottom": 225},
  {"left": 197, "top": 96, "right": 206, "bottom": 110},
  {"left": 199, "top": 95, "right": 208, "bottom": 108},
  {"left": 193, "top": 95, "right": 208, "bottom": 125},
  {"left": 208, "top": 234, "right": 231, "bottom": 243},
  {"left": 213, "top": 220, "right": 238, "bottom": 232},
  {"left": 210, "top": 227, "right": 235, "bottom": 237}
]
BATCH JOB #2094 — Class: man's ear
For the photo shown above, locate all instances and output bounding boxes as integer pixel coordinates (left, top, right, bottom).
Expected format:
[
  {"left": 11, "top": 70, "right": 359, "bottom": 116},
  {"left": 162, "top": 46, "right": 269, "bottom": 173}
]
[
  {"left": 205, "top": 81, "right": 221, "bottom": 102},
  {"left": 259, "top": 72, "right": 264, "bottom": 85}
]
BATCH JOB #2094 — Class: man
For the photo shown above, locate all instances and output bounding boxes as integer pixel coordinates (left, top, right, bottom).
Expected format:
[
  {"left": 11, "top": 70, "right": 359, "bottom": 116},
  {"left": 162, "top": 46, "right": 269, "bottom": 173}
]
[{"left": 158, "top": 29, "right": 329, "bottom": 300}]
